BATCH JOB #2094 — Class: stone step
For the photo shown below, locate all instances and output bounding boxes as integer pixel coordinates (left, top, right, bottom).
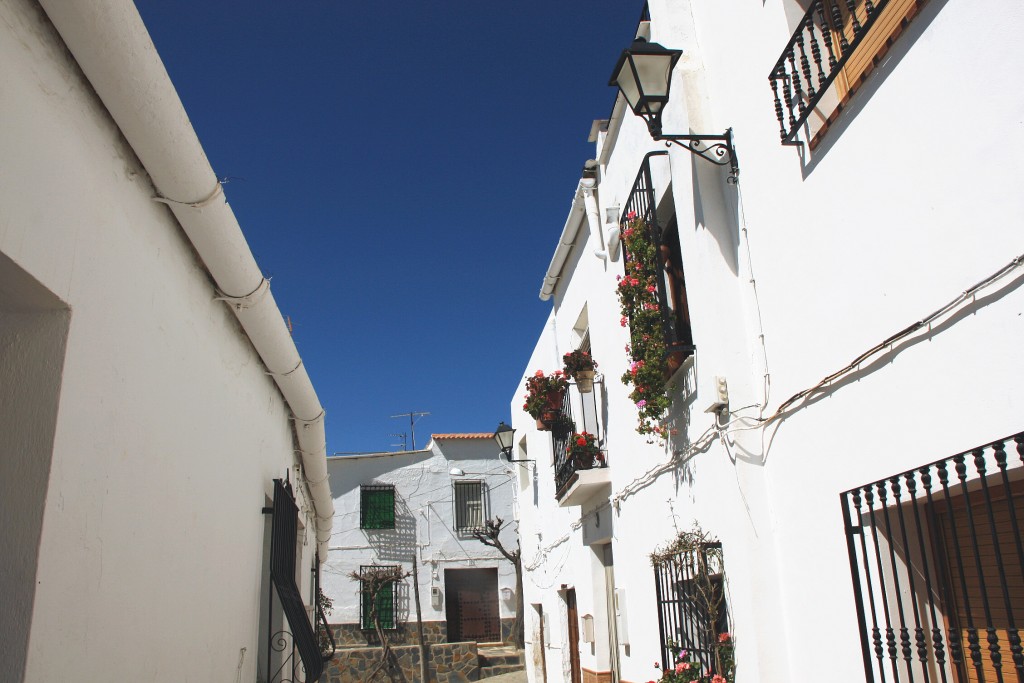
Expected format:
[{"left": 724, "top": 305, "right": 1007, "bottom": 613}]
[
  {"left": 478, "top": 652, "right": 522, "bottom": 668},
  {"left": 478, "top": 663, "right": 525, "bottom": 679}
]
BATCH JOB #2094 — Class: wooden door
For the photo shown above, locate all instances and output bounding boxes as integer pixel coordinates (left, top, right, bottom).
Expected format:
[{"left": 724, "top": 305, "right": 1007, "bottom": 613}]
[
  {"left": 565, "top": 588, "right": 582, "bottom": 683},
  {"left": 445, "top": 568, "right": 501, "bottom": 643}
]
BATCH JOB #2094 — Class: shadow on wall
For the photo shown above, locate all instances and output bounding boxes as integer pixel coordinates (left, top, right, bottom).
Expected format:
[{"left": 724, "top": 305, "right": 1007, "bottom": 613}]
[{"left": 366, "top": 494, "right": 417, "bottom": 564}]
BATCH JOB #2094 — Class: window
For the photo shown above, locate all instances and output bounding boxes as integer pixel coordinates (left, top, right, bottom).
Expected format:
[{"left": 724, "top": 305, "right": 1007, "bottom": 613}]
[
  {"left": 359, "top": 565, "right": 397, "bottom": 630},
  {"left": 770, "top": 0, "right": 929, "bottom": 146},
  {"left": 360, "top": 485, "right": 395, "bottom": 530},
  {"left": 454, "top": 481, "right": 484, "bottom": 532},
  {"left": 841, "top": 431, "right": 1024, "bottom": 683},
  {"left": 652, "top": 541, "right": 732, "bottom": 678}
]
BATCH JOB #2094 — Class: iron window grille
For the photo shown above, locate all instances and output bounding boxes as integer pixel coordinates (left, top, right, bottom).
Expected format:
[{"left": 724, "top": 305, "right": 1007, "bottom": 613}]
[
  {"left": 454, "top": 481, "right": 485, "bottom": 532},
  {"left": 841, "top": 431, "right": 1024, "bottom": 683},
  {"left": 621, "top": 151, "right": 695, "bottom": 367},
  {"left": 359, "top": 565, "right": 398, "bottom": 631},
  {"left": 653, "top": 541, "right": 730, "bottom": 676},
  {"left": 360, "top": 484, "right": 396, "bottom": 530}
]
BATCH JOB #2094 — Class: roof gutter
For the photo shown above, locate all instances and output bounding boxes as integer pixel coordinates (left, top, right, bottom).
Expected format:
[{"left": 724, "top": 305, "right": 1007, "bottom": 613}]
[
  {"left": 539, "top": 177, "right": 600, "bottom": 301},
  {"left": 38, "top": 0, "right": 334, "bottom": 560}
]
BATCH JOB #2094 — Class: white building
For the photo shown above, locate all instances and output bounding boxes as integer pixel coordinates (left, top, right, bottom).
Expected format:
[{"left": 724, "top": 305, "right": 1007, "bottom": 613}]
[
  {"left": 512, "top": 2, "right": 1024, "bottom": 683},
  {"left": 1, "top": 2, "right": 333, "bottom": 681},
  {"left": 321, "top": 434, "right": 520, "bottom": 650}
]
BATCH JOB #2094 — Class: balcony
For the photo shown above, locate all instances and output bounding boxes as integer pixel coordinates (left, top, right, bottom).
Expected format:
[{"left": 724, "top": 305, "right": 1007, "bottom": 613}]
[
  {"left": 769, "top": 0, "right": 911, "bottom": 145},
  {"left": 553, "top": 376, "right": 610, "bottom": 507}
]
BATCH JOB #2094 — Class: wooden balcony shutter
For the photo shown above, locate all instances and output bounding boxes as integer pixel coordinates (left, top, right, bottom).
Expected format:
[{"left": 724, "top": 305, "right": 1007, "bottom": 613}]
[
  {"left": 935, "top": 477, "right": 1024, "bottom": 683},
  {"left": 831, "top": 0, "right": 925, "bottom": 98}
]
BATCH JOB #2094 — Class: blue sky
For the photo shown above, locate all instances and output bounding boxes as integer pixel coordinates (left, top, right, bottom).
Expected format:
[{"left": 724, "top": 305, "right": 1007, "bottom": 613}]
[{"left": 133, "top": 1, "right": 643, "bottom": 453}]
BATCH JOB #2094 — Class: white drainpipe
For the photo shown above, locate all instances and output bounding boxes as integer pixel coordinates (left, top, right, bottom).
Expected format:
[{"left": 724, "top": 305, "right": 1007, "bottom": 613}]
[
  {"left": 38, "top": 0, "right": 334, "bottom": 559},
  {"left": 539, "top": 177, "right": 598, "bottom": 301}
]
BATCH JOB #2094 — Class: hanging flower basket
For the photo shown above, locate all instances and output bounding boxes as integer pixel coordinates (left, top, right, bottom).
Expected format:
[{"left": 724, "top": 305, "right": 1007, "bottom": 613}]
[{"left": 563, "top": 350, "right": 599, "bottom": 394}]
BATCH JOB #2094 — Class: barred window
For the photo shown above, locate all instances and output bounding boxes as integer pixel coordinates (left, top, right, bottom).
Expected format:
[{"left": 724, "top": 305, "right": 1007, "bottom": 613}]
[
  {"left": 359, "top": 565, "right": 397, "bottom": 630},
  {"left": 360, "top": 485, "right": 395, "bottom": 530},
  {"left": 454, "top": 481, "right": 484, "bottom": 532}
]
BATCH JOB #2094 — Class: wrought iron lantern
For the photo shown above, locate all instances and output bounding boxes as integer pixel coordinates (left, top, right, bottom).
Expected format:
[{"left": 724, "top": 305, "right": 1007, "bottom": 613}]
[
  {"left": 493, "top": 421, "right": 516, "bottom": 461},
  {"left": 609, "top": 38, "right": 738, "bottom": 181}
]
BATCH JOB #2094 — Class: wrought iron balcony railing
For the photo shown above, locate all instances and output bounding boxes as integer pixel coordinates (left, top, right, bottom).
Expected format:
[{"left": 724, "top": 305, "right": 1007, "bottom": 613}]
[
  {"left": 841, "top": 431, "right": 1024, "bottom": 683},
  {"left": 769, "top": 0, "right": 892, "bottom": 144},
  {"left": 553, "top": 377, "right": 607, "bottom": 499}
]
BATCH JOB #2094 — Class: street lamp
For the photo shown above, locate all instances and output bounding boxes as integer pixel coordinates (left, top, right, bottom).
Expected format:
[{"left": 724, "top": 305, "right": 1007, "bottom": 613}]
[
  {"left": 493, "top": 421, "right": 515, "bottom": 461},
  {"left": 493, "top": 421, "right": 532, "bottom": 463},
  {"left": 609, "top": 38, "right": 738, "bottom": 181}
]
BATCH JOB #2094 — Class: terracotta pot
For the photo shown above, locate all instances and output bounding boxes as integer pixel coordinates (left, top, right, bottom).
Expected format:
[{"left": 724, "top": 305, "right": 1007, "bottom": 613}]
[
  {"left": 570, "top": 451, "right": 596, "bottom": 470},
  {"left": 574, "top": 369, "right": 595, "bottom": 393},
  {"left": 540, "top": 408, "right": 561, "bottom": 429}
]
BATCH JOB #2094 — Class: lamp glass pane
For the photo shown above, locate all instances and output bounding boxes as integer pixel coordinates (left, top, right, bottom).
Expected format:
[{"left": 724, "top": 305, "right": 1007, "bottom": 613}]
[
  {"left": 613, "top": 58, "right": 642, "bottom": 111},
  {"left": 631, "top": 53, "right": 673, "bottom": 98}
]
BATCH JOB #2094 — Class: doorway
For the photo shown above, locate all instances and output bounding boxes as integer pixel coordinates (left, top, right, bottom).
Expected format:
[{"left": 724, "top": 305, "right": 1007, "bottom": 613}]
[
  {"left": 564, "top": 588, "right": 582, "bottom": 683},
  {"left": 445, "top": 567, "right": 500, "bottom": 643}
]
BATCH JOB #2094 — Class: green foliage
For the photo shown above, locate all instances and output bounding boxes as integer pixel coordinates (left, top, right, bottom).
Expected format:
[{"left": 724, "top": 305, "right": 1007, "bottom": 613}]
[{"left": 616, "top": 213, "right": 672, "bottom": 440}]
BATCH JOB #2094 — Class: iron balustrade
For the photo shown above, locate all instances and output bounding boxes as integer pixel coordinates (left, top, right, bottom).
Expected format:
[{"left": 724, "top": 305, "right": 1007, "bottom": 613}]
[
  {"left": 768, "top": 0, "right": 891, "bottom": 144},
  {"left": 841, "top": 432, "right": 1024, "bottom": 683},
  {"left": 653, "top": 542, "right": 730, "bottom": 675},
  {"left": 621, "top": 152, "right": 696, "bottom": 363},
  {"left": 553, "top": 376, "right": 607, "bottom": 500}
]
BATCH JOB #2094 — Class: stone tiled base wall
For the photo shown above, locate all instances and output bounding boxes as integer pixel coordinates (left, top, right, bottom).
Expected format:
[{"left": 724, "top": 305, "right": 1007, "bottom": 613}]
[
  {"left": 320, "top": 641, "right": 478, "bottom": 683},
  {"left": 329, "top": 618, "right": 516, "bottom": 648},
  {"left": 330, "top": 621, "right": 448, "bottom": 647},
  {"left": 582, "top": 668, "right": 614, "bottom": 683}
]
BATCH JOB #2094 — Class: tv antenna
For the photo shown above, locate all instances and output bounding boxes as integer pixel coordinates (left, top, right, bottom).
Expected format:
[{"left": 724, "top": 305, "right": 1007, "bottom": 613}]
[
  {"left": 390, "top": 411, "right": 430, "bottom": 450},
  {"left": 389, "top": 433, "right": 408, "bottom": 451}
]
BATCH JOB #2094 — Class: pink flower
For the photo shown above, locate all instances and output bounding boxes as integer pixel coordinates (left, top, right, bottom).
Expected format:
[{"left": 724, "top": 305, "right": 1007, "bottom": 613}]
[
  {"left": 626, "top": 211, "right": 637, "bottom": 220},
  {"left": 534, "top": 370, "right": 544, "bottom": 377},
  {"left": 647, "top": 285, "right": 656, "bottom": 292},
  {"left": 636, "top": 400, "right": 647, "bottom": 408},
  {"left": 718, "top": 632, "right": 731, "bottom": 643},
  {"left": 712, "top": 676, "right": 727, "bottom": 683}
]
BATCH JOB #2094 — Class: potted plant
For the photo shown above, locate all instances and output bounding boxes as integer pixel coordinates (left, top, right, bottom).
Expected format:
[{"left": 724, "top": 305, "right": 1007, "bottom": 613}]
[
  {"left": 563, "top": 350, "right": 599, "bottom": 393},
  {"left": 522, "top": 370, "right": 569, "bottom": 430},
  {"left": 566, "top": 431, "right": 602, "bottom": 470}
]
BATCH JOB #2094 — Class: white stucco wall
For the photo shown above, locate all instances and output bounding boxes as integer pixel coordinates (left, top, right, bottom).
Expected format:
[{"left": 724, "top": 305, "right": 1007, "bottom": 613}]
[
  {"left": 0, "top": 1, "right": 321, "bottom": 680},
  {"left": 322, "top": 436, "right": 519, "bottom": 629},
  {"left": 515, "top": 1, "right": 1024, "bottom": 682}
]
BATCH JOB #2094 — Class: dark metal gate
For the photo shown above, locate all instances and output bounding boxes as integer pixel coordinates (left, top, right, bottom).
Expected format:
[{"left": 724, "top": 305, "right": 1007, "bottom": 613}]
[
  {"left": 445, "top": 568, "right": 500, "bottom": 643},
  {"left": 841, "top": 432, "right": 1024, "bottom": 683},
  {"left": 266, "top": 478, "right": 323, "bottom": 683},
  {"left": 653, "top": 542, "right": 729, "bottom": 675}
]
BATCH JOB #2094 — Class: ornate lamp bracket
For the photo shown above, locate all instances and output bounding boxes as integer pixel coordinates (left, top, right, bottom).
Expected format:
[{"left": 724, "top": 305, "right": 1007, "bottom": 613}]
[{"left": 654, "top": 128, "right": 739, "bottom": 184}]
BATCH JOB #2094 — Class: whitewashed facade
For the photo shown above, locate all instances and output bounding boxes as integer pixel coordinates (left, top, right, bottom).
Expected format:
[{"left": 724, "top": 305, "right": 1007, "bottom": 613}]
[
  {"left": 321, "top": 434, "right": 520, "bottom": 644},
  {"left": 513, "top": 2, "right": 1024, "bottom": 683},
  {"left": 0, "top": 2, "right": 332, "bottom": 681}
]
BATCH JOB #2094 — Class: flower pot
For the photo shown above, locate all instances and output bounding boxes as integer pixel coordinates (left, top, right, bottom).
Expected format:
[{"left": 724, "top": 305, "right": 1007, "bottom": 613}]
[
  {"left": 570, "top": 451, "right": 596, "bottom": 470},
  {"left": 539, "top": 409, "right": 561, "bottom": 430},
  {"left": 574, "top": 369, "right": 595, "bottom": 393}
]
